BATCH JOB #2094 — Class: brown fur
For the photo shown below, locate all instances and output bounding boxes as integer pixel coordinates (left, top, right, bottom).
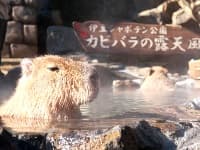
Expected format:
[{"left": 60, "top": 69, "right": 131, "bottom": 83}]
[
  {"left": 140, "top": 68, "right": 174, "bottom": 91},
  {"left": 0, "top": 55, "right": 99, "bottom": 120}
]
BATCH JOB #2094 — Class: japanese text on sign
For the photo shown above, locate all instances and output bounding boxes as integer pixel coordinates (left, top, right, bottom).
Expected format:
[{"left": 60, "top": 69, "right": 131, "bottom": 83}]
[{"left": 73, "top": 21, "right": 200, "bottom": 53}]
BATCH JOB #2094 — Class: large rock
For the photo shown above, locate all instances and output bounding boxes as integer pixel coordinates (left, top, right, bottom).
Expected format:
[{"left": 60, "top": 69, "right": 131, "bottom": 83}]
[
  {"left": 5, "top": 21, "right": 23, "bottom": 43},
  {"left": 0, "top": 127, "right": 45, "bottom": 150},
  {"left": 12, "top": 6, "right": 37, "bottom": 24},
  {"left": 46, "top": 26, "right": 82, "bottom": 54},
  {"left": 1, "top": 120, "right": 200, "bottom": 150},
  {"left": 8, "top": 0, "right": 23, "bottom": 5},
  {"left": 47, "top": 120, "right": 200, "bottom": 150},
  {"left": 10, "top": 43, "right": 37, "bottom": 58},
  {"left": 47, "top": 120, "right": 176, "bottom": 150},
  {"left": 24, "top": 24, "right": 37, "bottom": 44}
]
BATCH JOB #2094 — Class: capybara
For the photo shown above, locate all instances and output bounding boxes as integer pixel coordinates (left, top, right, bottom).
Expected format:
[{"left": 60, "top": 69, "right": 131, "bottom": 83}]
[
  {"left": 0, "top": 55, "right": 99, "bottom": 120},
  {"left": 140, "top": 67, "right": 174, "bottom": 91}
]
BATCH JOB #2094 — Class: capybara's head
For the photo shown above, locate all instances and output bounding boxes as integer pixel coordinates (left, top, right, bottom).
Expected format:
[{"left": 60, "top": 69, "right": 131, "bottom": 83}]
[
  {"left": 22, "top": 55, "right": 98, "bottom": 104},
  {"left": 1, "top": 55, "right": 99, "bottom": 119}
]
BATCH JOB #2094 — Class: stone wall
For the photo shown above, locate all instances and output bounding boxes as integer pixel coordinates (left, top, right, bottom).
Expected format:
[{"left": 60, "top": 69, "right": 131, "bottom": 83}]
[
  {"left": 1, "top": 0, "right": 165, "bottom": 58},
  {"left": 2, "top": 0, "right": 38, "bottom": 58}
]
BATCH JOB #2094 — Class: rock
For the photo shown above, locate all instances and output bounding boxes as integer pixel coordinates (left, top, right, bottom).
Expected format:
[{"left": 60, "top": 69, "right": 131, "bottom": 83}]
[
  {"left": 8, "top": 0, "right": 23, "bottom": 5},
  {"left": 5, "top": 21, "right": 23, "bottom": 43},
  {"left": 123, "top": 66, "right": 146, "bottom": 78},
  {"left": 108, "top": 63, "right": 125, "bottom": 70},
  {"left": 176, "top": 127, "right": 200, "bottom": 149},
  {"left": 12, "top": 6, "right": 37, "bottom": 24},
  {"left": 184, "top": 97, "right": 200, "bottom": 110},
  {"left": 175, "top": 78, "right": 195, "bottom": 88},
  {"left": 170, "top": 122, "right": 200, "bottom": 150},
  {"left": 16, "top": 134, "right": 46, "bottom": 150},
  {"left": 24, "top": 25, "right": 37, "bottom": 44},
  {"left": 46, "top": 26, "right": 82, "bottom": 54},
  {"left": 2, "top": 120, "right": 200, "bottom": 150},
  {"left": 125, "top": 120, "right": 176, "bottom": 150},
  {"left": 0, "top": 127, "right": 45, "bottom": 150},
  {"left": 112, "top": 79, "right": 140, "bottom": 89},
  {"left": 140, "top": 69, "right": 175, "bottom": 91},
  {"left": 167, "top": 72, "right": 180, "bottom": 82},
  {"left": 10, "top": 43, "right": 37, "bottom": 58},
  {"left": 0, "top": 127, "right": 16, "bottom": 149},
  {"left": 47, "top": 120, "right": 176, "bottom": 150},
  {"left": 188, "top": 59, "right": 200, "bottom": 80},
  {"left": 113, "top": 70, "right": 136, "bottom": 80},
  {"left": 47, "top": 126, "right": 121, "bottom": 150}
]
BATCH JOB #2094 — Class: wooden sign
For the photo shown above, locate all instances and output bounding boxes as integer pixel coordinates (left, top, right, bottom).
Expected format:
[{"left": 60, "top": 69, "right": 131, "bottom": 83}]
[{"left": 73, "top": 21, "right": 200, "bottom": 54}]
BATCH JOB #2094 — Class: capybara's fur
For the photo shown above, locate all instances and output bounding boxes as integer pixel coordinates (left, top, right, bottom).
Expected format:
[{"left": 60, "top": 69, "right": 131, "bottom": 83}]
[
  {"left": 0, "top": 55, "right": 99, "bottom": 119},
  {"left": 140, "top": 68, "right": 174, "bottom": 91}
]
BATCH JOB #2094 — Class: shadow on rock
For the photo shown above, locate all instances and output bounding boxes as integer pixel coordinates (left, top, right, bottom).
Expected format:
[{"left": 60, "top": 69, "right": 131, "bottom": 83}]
[{"left": 120, "top": 120, "right": 176, "bottom": 150}]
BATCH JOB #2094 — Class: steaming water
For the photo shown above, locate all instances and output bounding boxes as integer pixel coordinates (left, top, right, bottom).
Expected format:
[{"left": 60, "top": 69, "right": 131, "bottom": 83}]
[
  {"left": 80, "top": 86, "right": 200, "bottom": 120},
  {"left": 1, "top": 84, "right": 200, "bottom": 134}
]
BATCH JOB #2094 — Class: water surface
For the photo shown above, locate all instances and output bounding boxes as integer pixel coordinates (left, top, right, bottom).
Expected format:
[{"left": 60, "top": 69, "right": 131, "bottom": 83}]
[{"left": 1, "top": 85, "right": 200, "bottom": 134}]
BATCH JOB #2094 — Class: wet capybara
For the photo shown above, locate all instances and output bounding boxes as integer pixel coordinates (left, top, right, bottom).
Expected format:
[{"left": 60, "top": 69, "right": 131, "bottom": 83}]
[{"left": 0, "top": 55, "right": 99, "bottom": 120}]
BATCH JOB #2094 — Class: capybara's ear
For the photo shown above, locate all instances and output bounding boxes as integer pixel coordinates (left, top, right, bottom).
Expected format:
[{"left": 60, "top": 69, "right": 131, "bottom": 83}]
[{"left": 20, "top": 58, "right": 33, "bottom": 76}]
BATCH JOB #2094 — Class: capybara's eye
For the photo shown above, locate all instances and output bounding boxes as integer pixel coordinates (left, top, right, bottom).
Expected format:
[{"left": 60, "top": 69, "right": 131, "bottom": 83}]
[{"left": 47, "top": 66, "right": 59, "bottom": 72}]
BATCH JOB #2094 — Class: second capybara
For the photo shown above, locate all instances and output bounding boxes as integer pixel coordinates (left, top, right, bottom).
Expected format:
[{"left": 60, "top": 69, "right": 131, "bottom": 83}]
[
  {"left": 140, "top": 67, "right": 174, "bottom": 91},
  {"left": 0, "top": 55, "right": 99, "bottom": 120}
]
